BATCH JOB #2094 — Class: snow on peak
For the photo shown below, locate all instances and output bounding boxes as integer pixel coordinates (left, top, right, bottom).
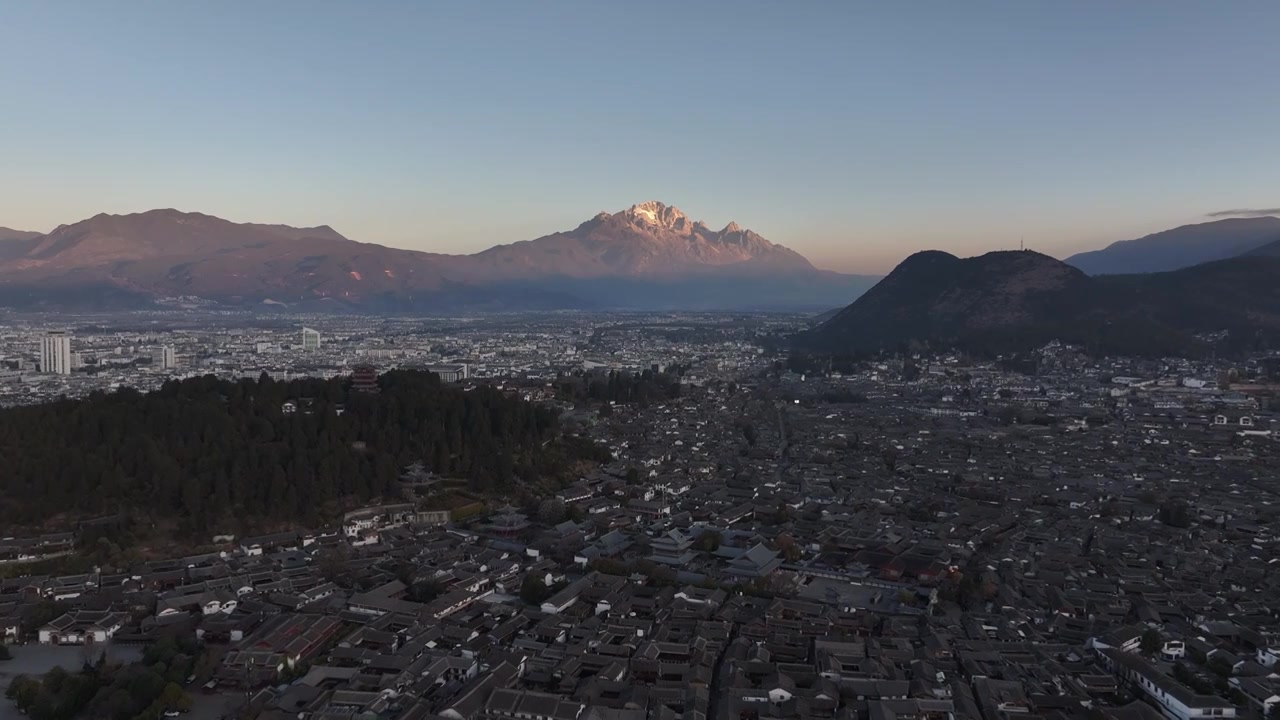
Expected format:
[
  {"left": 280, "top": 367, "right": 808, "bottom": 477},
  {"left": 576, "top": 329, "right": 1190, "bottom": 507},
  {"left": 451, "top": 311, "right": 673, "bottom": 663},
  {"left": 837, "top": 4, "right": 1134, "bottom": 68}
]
[{"left": 624, "top": 201, "right": 689, "bottom": 231}]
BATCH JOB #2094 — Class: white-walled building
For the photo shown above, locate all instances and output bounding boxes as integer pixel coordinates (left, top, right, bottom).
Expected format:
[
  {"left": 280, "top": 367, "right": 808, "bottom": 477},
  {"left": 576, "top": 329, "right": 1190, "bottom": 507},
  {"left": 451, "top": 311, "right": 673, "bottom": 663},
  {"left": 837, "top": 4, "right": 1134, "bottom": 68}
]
[
  {"left": 301, "top": 327, "right": 322, "bottom": 351},
  {"left": 39, "top": 330, "right": 72, "bottom": 375},
  {"left": 153, "top": 345, "right": 177, "bottom": 369}
]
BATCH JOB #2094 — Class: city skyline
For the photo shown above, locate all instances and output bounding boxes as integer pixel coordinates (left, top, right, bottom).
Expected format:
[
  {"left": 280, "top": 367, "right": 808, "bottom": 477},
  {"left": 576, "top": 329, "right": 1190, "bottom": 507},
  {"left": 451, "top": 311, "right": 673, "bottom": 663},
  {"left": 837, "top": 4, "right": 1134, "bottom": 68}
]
[{"left": 4, "top": 1, "right": 1280, "bottom": 272}]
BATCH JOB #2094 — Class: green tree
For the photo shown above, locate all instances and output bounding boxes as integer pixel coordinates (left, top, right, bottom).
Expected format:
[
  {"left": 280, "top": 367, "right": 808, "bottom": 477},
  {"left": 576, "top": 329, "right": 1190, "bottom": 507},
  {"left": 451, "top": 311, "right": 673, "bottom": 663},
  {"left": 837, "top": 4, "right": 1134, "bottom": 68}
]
[
  {"left": 0, "top": 371, "right": 601, "bottom": 534},
  {"left": 5, "top": 675, "right": 40, "bottom": 708},
  {"left": 407, "top": 579, "right": 446, "bottom": 604},
  {"left": 694, "top": 530, "right": 722, "bottom": 552},
  {"left": 93, "top": 688, "right": 134, "bottom": 720},
  {"left": 28, "top": 692, "right": 58, "bottom": 720},
  {"left": 775, "top": 533, "right": 802, "bottom": 562},
  {"left": 1140, "top": 628, "right": 1162, "bottom": 655},
  {"left": 317, "top": 545, "right": 351, "bottom": 583},
  {"left": 520, "top": 574, "right": 549, "bottom": 605},
  {"left": 157, "top": 682, "right": 193, "bottom": 711},
  {"left": 537, "top": 498, "right": 566, "bottom": 525},
  {"left": 42, "top": 665, "right": 70, "bottom": 694},
  {"left": 1206, "top": 655, "right": 1234, "bottom": 678}
]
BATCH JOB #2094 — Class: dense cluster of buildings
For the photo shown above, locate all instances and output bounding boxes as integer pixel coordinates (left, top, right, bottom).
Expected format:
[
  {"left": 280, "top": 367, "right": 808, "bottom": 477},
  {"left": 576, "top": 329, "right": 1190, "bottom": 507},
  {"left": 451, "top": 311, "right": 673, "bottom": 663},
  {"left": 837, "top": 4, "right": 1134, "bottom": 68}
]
[
  {"left": 0, "top": 311, "right": 772, "bottom": 406},
  {"left": 2, "top": 314, "right": 1280, "bottom": 720}
]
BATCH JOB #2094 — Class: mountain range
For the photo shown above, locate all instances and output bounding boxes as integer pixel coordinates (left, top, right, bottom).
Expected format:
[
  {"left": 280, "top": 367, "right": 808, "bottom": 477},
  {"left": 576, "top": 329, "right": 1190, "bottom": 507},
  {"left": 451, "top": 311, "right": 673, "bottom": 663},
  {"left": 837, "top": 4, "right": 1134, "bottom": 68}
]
[
  {"left": 1246, "top": 237, "right": 1280, "bottom": 257},
  {"left": 6, "top": 204, "right": 1280, "bottom": 325},
  {"left": 803, "top": 243, "right": 1280, "bottom": 356},
  {"left": 799, "top": 214, "right": 1280, "bottom": 356},
  {"left": 0, "top": 202, "right": 877, "bottom": 312},
  {"left": 1064, "top": 216, "right": 1280, "bottom": 275}
]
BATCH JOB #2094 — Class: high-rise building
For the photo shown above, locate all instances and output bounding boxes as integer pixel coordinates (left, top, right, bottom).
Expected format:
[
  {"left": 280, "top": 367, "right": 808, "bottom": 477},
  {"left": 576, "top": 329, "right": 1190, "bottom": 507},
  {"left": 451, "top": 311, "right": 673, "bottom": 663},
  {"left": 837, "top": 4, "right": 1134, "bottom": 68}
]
[
  {"left": 39, "top": 331, "right": 72, "bottom": 375},
  {"left": 301, "top": 327, "right": 321, "bottom": 352},
  {"left": 153, "top": 345, "right": 177, "bottom": 370}
]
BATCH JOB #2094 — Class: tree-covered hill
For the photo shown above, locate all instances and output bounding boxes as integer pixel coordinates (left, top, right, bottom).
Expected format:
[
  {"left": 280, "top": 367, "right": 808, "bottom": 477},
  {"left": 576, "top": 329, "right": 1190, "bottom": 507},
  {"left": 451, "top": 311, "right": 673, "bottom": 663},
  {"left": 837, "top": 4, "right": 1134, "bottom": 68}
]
[
  {"left": 800, "top": 250, "right": 1280, "bottom": 357},
  {"left": 0, "top": 370, "right": 596, "bottom": 533}
]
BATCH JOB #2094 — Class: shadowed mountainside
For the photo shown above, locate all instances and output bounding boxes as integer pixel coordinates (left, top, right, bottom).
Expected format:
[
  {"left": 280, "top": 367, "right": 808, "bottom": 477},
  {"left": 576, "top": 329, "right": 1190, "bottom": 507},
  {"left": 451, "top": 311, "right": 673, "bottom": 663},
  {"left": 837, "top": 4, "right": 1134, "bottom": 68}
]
[
  {"left": 1065, "top": 216, "right": 1280, "bottom": 275},
  {"left": 801, "top": 249, "right": 1280, "bottom": 356},
  {"left": 0, "top": 203, "right": 877, "bottom": 311}
]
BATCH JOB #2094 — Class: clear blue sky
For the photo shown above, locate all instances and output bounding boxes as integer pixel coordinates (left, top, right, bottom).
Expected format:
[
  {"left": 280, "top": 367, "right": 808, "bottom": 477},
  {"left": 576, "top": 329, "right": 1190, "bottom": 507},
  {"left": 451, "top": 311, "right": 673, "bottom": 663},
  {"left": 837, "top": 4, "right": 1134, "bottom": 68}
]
[{"left": 3, "top": 1, "right": 1279, "bottom": 272}]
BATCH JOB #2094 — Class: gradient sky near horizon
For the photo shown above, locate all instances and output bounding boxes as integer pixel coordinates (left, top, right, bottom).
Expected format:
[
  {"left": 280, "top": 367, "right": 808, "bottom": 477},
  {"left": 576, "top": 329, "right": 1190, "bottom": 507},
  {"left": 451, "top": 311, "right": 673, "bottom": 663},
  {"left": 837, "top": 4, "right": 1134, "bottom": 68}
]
[{"left": 3, "top": 1, "right": 1280, "bottom": 273}]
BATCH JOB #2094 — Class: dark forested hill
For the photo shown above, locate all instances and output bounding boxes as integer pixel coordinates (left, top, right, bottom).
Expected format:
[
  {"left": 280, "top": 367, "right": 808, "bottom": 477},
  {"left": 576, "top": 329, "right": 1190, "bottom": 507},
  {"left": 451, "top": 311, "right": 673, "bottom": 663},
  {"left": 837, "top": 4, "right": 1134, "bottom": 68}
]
[
  {"left": 0, "top": 371, "right": 598, "bottom": 533},
  {"left": 800, "top": 250, "right": 1280, "bottom": 356}
]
